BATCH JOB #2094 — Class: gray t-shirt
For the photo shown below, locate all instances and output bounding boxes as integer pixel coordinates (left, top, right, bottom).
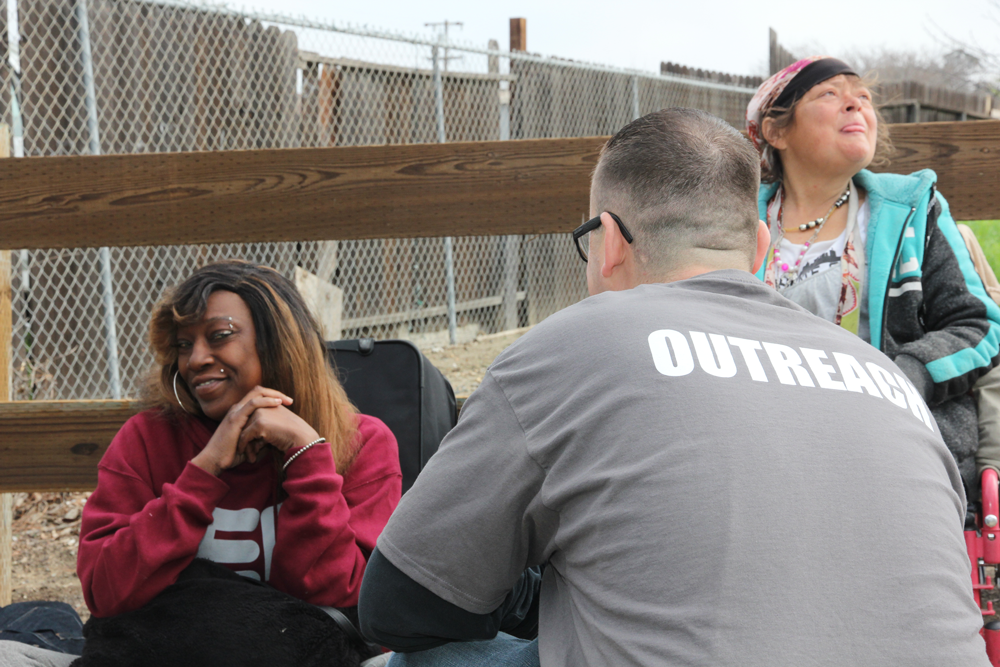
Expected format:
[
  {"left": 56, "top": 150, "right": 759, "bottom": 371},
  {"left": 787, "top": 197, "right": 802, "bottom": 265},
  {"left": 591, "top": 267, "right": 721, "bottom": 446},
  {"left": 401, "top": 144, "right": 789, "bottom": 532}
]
[{"left": 378, "top": 270, "right": 987, "bottom": 667}]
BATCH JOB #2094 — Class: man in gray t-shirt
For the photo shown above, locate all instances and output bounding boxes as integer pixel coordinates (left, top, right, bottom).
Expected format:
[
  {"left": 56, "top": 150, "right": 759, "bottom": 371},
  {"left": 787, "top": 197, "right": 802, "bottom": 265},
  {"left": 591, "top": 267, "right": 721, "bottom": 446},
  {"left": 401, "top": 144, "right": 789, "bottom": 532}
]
[{"left": 358, "top": 109, "right": 989, "bottom": 667}]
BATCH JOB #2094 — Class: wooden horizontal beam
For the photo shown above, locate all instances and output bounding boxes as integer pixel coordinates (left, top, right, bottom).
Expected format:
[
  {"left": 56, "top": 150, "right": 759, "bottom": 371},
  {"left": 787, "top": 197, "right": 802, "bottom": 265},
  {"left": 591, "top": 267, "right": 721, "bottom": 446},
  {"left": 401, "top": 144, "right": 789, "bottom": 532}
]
[
  {"left": 0, "top": 121, "right": 997, "bottom": 490},
  {"left": 0, "top": 138, "right": 602, "bottom": 250},
  {"left": 873, "top": 121, "right": 1000, "bottom": 221},
  {"left": 0, "top": 401, "right": 140, "bottom": 492},
  {"left": 0, "top": 398, "right": 473, "bottom": 494},
  {"left": 342, "top": 291, "right": 526, "bottom": 329},
  {"left": 297, "top": 52, "right": 518, "bottom": 83},
  {"left": 0, "top": 122, "right": 998, "bottom": 251}
]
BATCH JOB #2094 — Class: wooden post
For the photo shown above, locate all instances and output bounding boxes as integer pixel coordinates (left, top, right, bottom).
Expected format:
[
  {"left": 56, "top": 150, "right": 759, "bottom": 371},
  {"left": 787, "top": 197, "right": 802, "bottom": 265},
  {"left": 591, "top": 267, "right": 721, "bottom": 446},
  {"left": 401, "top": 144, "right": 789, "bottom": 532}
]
[
  {"left": 1, "top": 122, "right": 12, "bottom": 607},
  {"left": 294, "top": 267, "right": 343, "bottom": 341},
  {"left": 510, "top": 18, "right": 526, "bottom": 52}
]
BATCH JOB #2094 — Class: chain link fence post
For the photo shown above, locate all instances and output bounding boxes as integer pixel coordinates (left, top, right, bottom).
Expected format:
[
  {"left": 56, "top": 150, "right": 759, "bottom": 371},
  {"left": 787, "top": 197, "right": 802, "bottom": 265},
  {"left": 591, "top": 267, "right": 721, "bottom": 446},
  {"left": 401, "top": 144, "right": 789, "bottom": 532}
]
[
  {"left": 0, "top": 0, "right": 18, "bottom": 607},
  {"left": 77, "top": 0, "right": 122, "bottom": 399},
  {"left": 498, "top": 77, "right": 519, "bottom": 331},
  {"left": 6, "top": 0, "right": 31, "bottom": 408},
  {"left": 432, "top": 42, "right": 458, "bottom": 345}
]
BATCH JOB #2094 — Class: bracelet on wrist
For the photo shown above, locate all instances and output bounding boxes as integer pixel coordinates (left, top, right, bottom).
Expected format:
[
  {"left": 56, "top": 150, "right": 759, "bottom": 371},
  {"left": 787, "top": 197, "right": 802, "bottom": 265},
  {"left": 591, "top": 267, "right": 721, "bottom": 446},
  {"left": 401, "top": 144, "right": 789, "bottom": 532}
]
[{"left": 283, "top": 437, "right": 326, "bottom": 470}]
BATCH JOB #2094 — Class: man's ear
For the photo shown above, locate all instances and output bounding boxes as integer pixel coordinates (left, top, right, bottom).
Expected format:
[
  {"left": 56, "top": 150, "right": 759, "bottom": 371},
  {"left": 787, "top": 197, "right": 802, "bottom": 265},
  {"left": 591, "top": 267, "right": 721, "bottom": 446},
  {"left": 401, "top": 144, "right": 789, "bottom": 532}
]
[
  {"left": 751, "top": 220, "right": 770, "bottom": 274},
  {"left": 600, "top": 212, "right": 628, "bottom": 279},
  {"left": 761, "top": 117, "right": 787, "bottom": 151}
]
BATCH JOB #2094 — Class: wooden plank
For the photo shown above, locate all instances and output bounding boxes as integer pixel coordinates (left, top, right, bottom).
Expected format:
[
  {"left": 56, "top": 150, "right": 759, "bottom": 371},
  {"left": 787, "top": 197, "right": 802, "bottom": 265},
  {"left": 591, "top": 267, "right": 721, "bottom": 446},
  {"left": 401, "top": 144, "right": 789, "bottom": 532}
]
[
  {"left": 298, "top": 53, "right": 516, "bottom": 83},
  {"left": 0, "top": 493, "right": 9, "bottom": 606},
  {"left": 0, "top": 137, "right": 603, "bottom": 249},
  {"left": 0, "top": 121, "right": 999, "bottom": 252},
  {"left": 342, "top": 291, "right": 526, "bottom": 330},
  {"left": 872, "top": 121, "right": 1000, "bottom": 220},
  {"left": 0, "top": 401, "right": 140, "bottom": 493}
]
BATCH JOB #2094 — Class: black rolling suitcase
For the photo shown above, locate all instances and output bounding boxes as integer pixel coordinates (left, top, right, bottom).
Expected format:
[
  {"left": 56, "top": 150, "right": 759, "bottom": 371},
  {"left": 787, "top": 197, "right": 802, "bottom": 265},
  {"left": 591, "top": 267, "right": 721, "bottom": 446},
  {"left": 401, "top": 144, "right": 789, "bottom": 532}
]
[{"left": 326, "top": 339, "right": 457, "bottom": 492}]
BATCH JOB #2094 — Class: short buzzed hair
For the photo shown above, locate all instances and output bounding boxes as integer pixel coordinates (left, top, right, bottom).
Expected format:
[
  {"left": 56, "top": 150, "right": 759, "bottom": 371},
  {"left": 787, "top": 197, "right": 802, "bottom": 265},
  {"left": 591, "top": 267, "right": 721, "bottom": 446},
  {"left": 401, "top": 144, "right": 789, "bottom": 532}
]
[{"left": 591, "top": 108, "right": 761, "bottom": 274}]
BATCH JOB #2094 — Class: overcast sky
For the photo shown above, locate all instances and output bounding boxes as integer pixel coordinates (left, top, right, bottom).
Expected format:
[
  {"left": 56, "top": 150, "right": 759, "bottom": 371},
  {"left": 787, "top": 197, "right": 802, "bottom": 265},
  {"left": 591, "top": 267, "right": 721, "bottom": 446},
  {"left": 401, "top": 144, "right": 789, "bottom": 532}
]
[{"left": 244, "top": 0, "right": 998, "bottom": 76}]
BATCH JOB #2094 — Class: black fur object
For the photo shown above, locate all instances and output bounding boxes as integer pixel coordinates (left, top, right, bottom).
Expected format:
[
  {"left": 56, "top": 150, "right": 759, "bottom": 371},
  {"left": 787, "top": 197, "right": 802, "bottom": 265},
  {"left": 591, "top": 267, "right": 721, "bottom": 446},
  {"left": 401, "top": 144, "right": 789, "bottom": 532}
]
[{"left": 70, "top": 559, "right": 379, "bottom": 667}]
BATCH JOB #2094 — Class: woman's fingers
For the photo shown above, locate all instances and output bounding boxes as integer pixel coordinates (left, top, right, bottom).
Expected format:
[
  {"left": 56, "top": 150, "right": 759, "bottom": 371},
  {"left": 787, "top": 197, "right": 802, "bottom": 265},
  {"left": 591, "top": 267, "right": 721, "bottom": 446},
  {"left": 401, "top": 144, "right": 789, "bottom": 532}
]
[
  {"left": 194, "top": 392, "right": 287, "bottom": 475},
  {"left": 227, "top": 386, "right": 293, "bottom": 420},
  {"left": 236, "top": 404, "right": 318, "bottom": 454},
  {"left": 237, "top": 407, "right": 274, "bottom": 452},
  {"left": 237, "top": 416, "right": 259, "bottom": 453},
  {"left": 245, "top": 386, "right": 293, "bottom": 406},
  {"left": 226, "top": 395, "right": 283, "bottom": 431}
]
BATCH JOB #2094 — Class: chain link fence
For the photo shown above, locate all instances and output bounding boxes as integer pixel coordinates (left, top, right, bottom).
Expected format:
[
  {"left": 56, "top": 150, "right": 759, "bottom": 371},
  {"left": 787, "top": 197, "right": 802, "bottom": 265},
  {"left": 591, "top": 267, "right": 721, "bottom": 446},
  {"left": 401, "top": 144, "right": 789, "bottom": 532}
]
[{"left": 0, "top": 0, "right": 755, "bottom": 400}]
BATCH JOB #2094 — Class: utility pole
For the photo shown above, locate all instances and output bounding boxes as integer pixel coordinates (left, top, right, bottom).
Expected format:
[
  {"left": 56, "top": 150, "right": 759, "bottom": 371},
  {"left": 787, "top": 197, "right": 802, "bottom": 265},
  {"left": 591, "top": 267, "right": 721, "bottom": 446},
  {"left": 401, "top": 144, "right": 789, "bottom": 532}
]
[{"left": 424, "top": 20, "right": 463, "bottom": 71}]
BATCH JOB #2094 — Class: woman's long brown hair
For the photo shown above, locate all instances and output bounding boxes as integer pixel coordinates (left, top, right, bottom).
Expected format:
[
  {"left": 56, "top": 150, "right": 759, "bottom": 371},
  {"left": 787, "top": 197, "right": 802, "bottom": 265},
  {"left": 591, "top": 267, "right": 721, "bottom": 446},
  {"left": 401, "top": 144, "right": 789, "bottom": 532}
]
[{"left": 144, "top": 260, "right": 359, "bottom": 473}]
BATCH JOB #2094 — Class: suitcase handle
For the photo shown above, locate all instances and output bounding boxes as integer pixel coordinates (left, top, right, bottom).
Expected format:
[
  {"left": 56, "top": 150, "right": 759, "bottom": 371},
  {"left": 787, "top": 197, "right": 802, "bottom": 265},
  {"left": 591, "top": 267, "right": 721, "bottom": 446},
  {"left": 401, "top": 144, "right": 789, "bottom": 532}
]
[{"left": 328, "top": 338, "right": 376, "bottom": 356}]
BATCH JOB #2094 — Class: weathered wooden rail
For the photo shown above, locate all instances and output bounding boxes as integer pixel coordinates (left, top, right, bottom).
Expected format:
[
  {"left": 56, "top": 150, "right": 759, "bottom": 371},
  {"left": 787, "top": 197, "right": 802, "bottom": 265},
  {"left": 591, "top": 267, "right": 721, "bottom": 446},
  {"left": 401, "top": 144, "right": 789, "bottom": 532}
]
[
  {"left": 0, "top": 121, "right": 999, "bottom": 605},
  {"left": 1, "top": 121, "right": 999, "bottom": 491}
]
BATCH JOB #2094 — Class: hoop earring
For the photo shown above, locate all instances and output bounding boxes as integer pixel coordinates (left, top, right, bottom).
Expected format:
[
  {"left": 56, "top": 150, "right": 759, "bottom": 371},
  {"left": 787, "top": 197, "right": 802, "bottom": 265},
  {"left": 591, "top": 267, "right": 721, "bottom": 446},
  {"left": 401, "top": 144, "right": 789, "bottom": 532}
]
[{"left": 173, "top": 371, "right": 192, "bottom": 414}]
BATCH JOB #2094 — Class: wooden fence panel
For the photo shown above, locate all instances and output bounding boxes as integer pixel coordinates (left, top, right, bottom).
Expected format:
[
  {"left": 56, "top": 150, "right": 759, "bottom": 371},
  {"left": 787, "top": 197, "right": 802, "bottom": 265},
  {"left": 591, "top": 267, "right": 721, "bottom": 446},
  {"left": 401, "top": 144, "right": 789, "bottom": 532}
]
[
  {"left": 0, "top": 122, "right": 999, "bottom": 490},
  {"left": 1, "top": 122, "right": 998, "bottom": 253},
  {"left": 873, "top": 121, "right": 1000, "bottom": 220},
  {"left": 0, "top": 136, "right": 603, "bottom": 249},
  {"left": 0, "top": 401, "right": 140, "bottom": 492}
]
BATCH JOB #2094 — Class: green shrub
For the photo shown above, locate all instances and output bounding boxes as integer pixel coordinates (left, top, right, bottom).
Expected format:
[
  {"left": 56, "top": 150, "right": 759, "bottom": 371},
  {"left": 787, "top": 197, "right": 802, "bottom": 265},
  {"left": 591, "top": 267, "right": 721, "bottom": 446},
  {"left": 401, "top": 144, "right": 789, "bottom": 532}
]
[{"left": 962, "top": 220, "right": 1000, "bottom": 278}]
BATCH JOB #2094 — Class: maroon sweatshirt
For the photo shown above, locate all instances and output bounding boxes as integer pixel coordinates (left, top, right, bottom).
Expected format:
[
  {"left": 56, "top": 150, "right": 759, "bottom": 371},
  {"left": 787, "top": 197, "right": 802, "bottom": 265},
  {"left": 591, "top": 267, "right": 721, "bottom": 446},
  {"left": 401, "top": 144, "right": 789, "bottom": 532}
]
[{"left": 77, "top": 409, "right": 401, "bottom": 617}]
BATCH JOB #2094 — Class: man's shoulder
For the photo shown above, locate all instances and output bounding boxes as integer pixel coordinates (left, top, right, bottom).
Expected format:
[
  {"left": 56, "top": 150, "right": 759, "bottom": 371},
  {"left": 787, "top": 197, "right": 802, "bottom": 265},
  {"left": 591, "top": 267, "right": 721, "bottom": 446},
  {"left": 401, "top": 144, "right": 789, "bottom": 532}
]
[
  {"left": 488, "top": 269, "right": 831, "bottom": 385},
  {"left": 501, "top": 271, "right": 808, "bottom": 346}
]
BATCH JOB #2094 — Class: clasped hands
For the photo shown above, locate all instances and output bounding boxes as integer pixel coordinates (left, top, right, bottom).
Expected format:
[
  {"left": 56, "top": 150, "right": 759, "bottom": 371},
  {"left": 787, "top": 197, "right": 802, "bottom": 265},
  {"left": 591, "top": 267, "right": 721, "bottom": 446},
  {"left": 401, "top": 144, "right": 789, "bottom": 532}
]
[{"left": 191, "top": 386, "right": 321, "bottom": 476}]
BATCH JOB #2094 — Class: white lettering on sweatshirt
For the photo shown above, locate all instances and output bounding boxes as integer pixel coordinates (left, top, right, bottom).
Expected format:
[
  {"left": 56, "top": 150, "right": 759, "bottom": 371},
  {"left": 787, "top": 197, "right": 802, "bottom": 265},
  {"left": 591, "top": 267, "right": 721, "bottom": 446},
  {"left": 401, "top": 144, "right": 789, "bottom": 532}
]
[{"left": 648, "top": 329, "right": 934, "bottom": 430}]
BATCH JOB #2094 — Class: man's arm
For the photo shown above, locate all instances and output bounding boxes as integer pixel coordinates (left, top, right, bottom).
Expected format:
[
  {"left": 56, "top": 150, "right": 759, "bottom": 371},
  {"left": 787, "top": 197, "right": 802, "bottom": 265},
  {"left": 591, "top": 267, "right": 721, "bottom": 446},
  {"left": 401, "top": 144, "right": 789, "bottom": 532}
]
[
  {"left": 355, "top": 368, "right": 556, "bottom": 651},
  {"left": 359, "top": 547, "right": 541, "bottom": 652}
]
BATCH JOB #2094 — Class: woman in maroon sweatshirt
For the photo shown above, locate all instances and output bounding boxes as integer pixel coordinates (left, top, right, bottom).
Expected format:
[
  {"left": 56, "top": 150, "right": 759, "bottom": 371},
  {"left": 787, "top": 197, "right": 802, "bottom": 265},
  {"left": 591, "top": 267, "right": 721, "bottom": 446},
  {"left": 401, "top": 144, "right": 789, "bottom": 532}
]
[{"left": 76, "top": 260, "right": 402, "bottom": 618}]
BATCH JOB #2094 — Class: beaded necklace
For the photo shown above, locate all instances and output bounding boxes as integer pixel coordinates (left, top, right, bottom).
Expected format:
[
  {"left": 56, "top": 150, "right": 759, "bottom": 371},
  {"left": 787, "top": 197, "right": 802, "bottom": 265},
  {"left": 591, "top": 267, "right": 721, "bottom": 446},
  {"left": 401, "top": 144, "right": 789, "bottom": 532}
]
[{"left": 772, "top": 186, "right": 851, "bottom": 285}]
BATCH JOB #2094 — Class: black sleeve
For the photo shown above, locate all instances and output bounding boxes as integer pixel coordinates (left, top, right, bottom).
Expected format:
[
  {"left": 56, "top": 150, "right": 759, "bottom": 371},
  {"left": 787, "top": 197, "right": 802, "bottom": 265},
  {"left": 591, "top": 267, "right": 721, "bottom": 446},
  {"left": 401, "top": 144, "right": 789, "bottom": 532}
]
[
  {"left": 358, "top": 546, "right": 541, "bottom": 652},
  {"left": 892, "top": 196, "right": 1000, "bottom": 405}
]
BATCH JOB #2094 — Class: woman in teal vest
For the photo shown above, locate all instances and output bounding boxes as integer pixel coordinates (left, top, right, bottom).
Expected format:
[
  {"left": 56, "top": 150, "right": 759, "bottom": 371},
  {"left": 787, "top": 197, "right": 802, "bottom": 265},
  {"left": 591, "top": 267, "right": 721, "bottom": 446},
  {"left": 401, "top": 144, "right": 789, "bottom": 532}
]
[{"left": 746, "top": 56, "right": 1000, "bottom": 497}]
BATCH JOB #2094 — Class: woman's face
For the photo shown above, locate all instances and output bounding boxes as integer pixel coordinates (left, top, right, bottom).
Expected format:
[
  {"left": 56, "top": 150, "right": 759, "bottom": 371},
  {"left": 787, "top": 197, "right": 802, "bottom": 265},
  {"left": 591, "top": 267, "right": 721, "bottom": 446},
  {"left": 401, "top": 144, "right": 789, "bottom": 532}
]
[
  {"left": 770, "top": 74, "right": 877, "bottom": 177},
  {"left": 175, "top": 290, "right": 263, "bottom": 421}
]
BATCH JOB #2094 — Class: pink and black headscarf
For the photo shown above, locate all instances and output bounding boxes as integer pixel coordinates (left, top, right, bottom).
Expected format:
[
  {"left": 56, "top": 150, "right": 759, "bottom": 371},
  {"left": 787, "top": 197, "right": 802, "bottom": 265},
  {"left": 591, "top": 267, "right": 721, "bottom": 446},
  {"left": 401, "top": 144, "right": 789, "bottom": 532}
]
[{"left": 746, "top": 57, "right": 857, "bottom": 173}]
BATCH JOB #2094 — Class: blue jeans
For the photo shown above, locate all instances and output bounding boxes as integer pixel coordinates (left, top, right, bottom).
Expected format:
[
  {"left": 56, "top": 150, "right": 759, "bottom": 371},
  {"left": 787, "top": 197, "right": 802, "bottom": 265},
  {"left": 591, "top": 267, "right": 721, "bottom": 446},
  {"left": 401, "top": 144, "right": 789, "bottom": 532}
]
[{"left": 387, "top": 633, "right": 539, "bottom": 667}]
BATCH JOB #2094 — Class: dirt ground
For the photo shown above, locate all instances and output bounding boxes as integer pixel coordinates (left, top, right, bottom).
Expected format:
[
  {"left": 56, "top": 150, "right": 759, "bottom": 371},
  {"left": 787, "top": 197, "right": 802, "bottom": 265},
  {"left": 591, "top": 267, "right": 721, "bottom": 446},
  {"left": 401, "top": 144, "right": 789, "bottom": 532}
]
[
  {"left": 420, "top": 329, "right": 528, "bottom": 398},
  {"left": 9, "top": 493, "right": 89, "bottom": 619},
  {"left": 7, "top": 330, "right": 527, "bottom": 622}
]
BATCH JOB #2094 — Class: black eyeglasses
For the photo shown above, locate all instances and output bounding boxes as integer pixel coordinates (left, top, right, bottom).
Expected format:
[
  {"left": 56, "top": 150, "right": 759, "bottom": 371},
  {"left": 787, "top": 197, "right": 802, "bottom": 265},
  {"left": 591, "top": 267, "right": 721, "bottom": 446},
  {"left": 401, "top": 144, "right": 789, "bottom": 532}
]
[{"left": 572, "top": 212, "right": 634, "bottom": 263}]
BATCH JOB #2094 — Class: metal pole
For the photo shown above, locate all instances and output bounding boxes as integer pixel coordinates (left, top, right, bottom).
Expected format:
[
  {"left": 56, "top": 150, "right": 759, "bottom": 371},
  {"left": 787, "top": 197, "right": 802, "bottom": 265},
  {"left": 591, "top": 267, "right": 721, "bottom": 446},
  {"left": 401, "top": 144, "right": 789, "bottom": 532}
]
[
  {"left": 631, "top": 75, "right": 640, "bottom": 121},
  {"left": 432, "top": 44, "right": 446, "bottom": 143},
  {"left": 432, "top": 43, "right": 457, "bottom": 345},
  {"left": 499, "top": 79, "right": 519, "bottom": 331},
  {"left": 8, "top": 2, "right": 30, "bottom": 383},
  {"left": 76, "top": 0, "right": 122, "bottom": 399},
  {"left": 78, "top": 0, "right": 100, "bottom": 156},
  {"left": 499, "top": 82, "right": 510, "bottom": 140},
  {"left": 9, "top": 92, "right": 28, "bottom": 343},
  {"left": 2, "top": 0, "right": 21, "bottom": 610}
]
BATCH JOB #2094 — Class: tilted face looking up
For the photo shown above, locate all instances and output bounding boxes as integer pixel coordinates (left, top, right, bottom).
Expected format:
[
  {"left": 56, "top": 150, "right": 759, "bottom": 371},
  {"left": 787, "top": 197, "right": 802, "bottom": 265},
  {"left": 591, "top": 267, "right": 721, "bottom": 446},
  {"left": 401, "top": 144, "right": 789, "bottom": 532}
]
[
  {"left": 766, "top": 74, "right": 878, "bottom": 177},
  {"left": 175, "top": 290, "right": 263, "bottom": 421}
]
